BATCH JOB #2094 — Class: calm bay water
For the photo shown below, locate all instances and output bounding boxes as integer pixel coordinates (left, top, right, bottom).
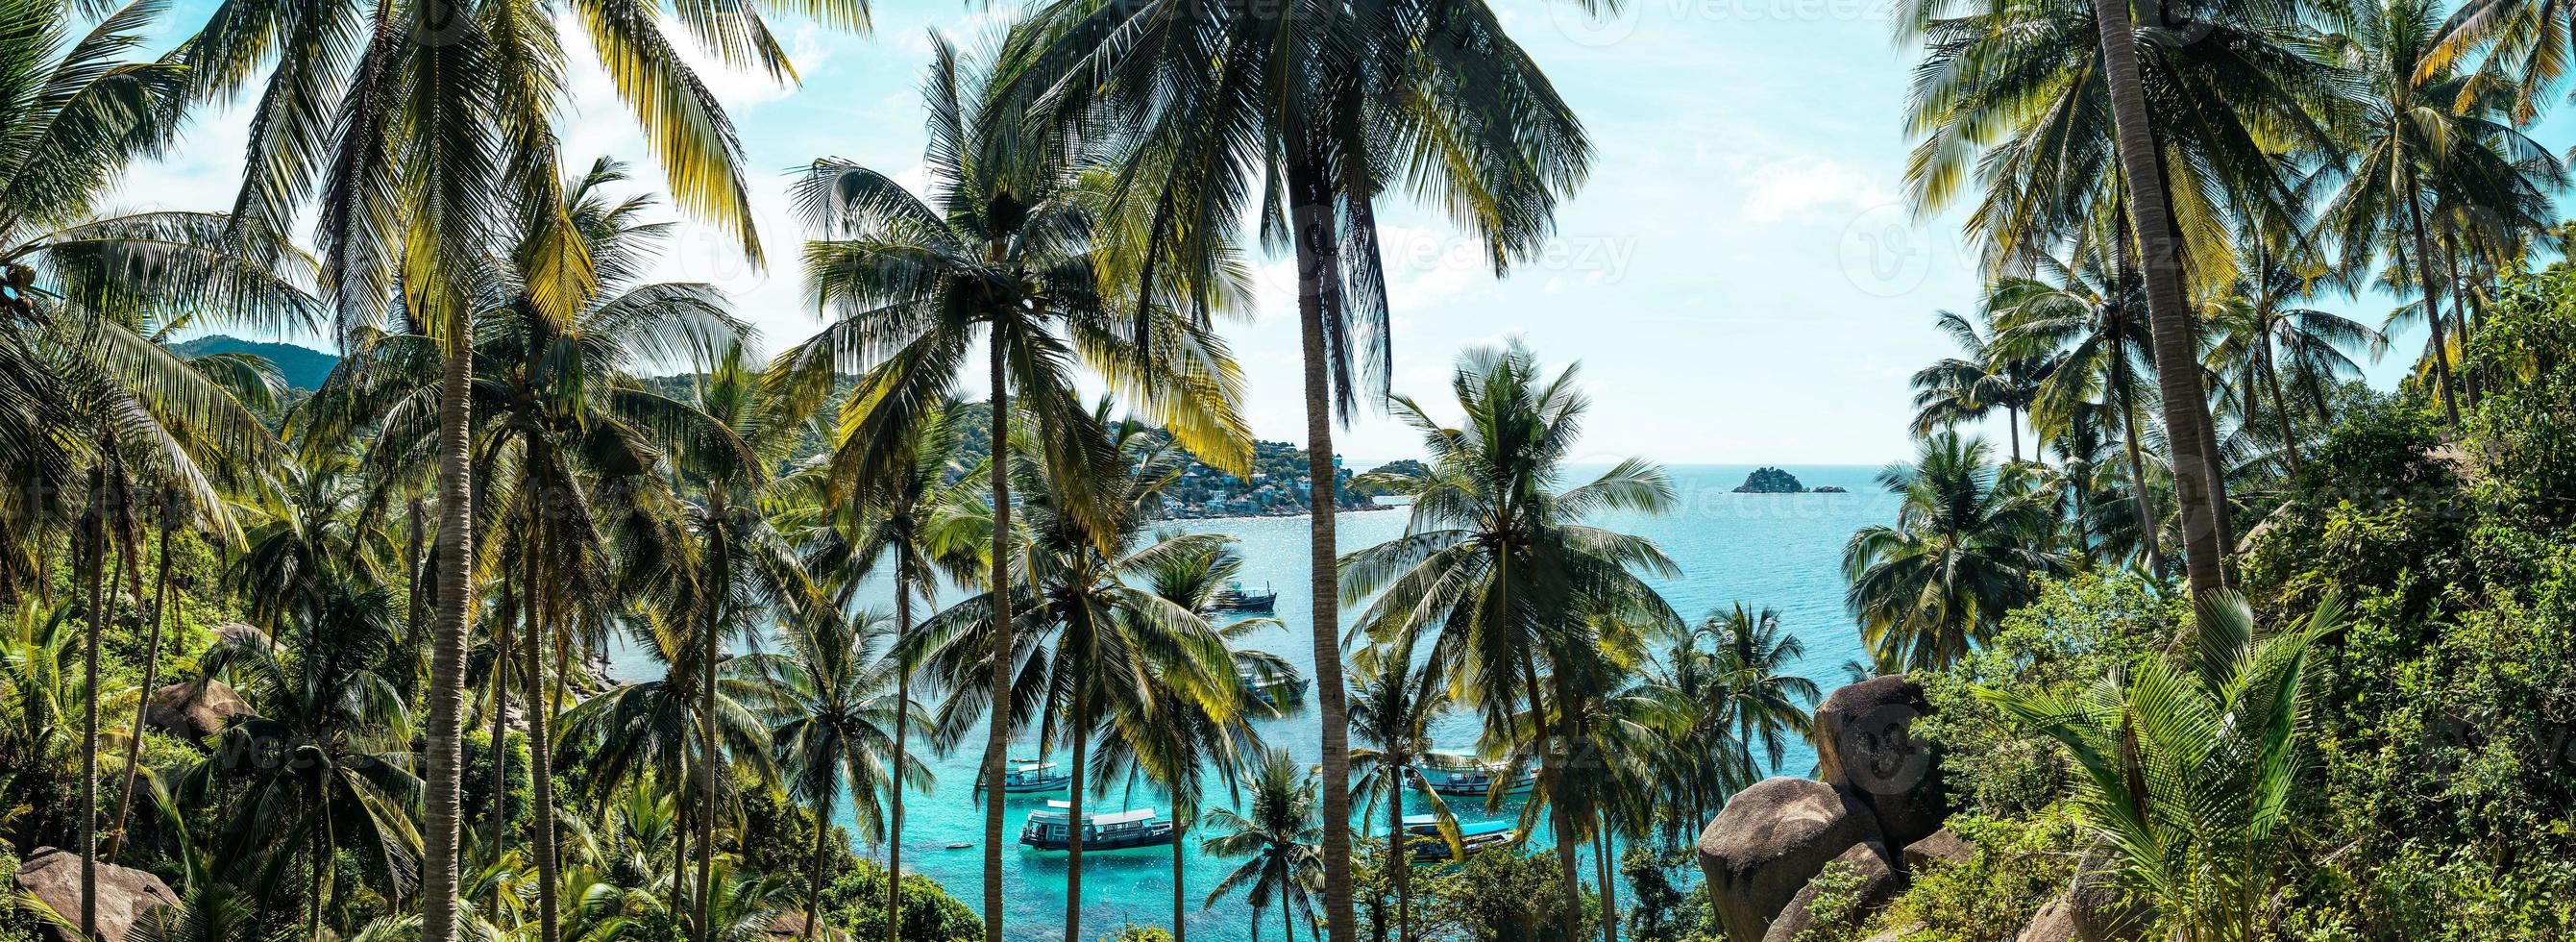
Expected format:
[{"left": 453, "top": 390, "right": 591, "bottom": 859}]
[{"left": 607, "top": 464, "right": 1898, "bottom": 941}]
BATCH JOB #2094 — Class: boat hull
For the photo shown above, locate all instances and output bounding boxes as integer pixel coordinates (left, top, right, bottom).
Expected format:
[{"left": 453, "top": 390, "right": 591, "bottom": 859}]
[{"left": 1018, "top": 824, "right": 1177, "bottom": 852}]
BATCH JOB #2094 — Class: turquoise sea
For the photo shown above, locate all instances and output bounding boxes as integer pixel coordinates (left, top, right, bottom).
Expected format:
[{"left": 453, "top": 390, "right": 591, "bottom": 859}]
[{"left": 609, "top": 464, "right": 1899, "bottom": 941}]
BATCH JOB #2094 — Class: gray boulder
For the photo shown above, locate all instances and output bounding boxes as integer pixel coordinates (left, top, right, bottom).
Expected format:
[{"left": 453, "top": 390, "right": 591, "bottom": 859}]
[
  {"left": 1901, "top": 828, "right": 1974, "bottom": 872},
  {"left": 1814, "top": 675, "right": 1947, "bottom": 847},
  {"left": 11, "top": 847, "right": 180, "bottom": 942},
  {"left": 1759, "top": 841, "right": 1904, "bottom": 942},
  {"left": 1697, "top": 777, "right": 1884, "bottom": 942},
  {"left": 2019, "top": 851, "right": 2152, "bottom": 942},
  {"left": 143, "top": 680, "right": 249, "bottom": 744}
]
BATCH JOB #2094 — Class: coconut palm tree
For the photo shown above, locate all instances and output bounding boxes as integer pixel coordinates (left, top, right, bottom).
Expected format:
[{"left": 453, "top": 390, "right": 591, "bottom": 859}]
[
  {"left": 2203, "top": 252, "right": 2384, "bottom": 480},
  {"left": 1090, "top": 542, "right": 1286, "bottom": 942},
  {"left": 184, "top": 582, "right": 420, "bottom": 940},
  {"left": 1845, "top": 432, "right": 2070, "bottom": 670},
  {"left": 773, "top": 36, "right": 1250, "bottom": 940},
  {"left": 904, "top": 416, "right": 1248, "bottom": 942},
  {"left": 1009, "top": 0, "right": 1596, "bottom": 929},
  {"left": 1695, "top": 604, "right": 1820, "bottom": 772},
  {"left": 659, "top": 344, "right": 818, "bottom": 935},
  {"left": 2319, "top": 0, "right": 2563, "bottom": 429},
  {"left": 1911, "top": 310, "right": 2051, "bottom": 463},
  {"left": 1344, "top": 632, "right": 1458, "bottom": 942},
  {"left": 1202, "top": 747, "right": 1325, "bottom": 942},
  {"left": 1983, "top": 591, "right": 2342, "bottom": 941},
  {"left": 1339, "top": 340, "right": 1681, "bottom": 940},
  {"left": 779, "top": 392, "right": 979, "bottom": 942},
  {"left": 1985, "top": 252, "right": 2169, "bottom": 575},
  {"left": 733, "top": 607, "right": 926, "bottom": 941}
]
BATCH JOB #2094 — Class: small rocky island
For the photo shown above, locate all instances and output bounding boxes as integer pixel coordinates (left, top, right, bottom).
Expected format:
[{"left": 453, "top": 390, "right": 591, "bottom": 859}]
[{"left": 1734, "top": 467, "right": 1810, "bottom": 493}]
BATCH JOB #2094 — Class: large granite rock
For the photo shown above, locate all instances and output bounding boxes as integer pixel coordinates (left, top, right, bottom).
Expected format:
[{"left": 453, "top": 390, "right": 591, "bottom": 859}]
[
  {"left": 1697, "top": 777, "right": 1884, "bottom": 942},
  {"left": 1901, "top": 828, "right": 1974, "bottom": 872},
  {"left": 11, "top": 847, "right": 180, "bottom": 942},
  {"left": 1759, "top": 841, "right": 1904, "bottom": 942},
  {"left": 1814, "top": 675, "right": 1947, "bottom": 848},
  {"left": 2018, "top": 851, "right": 2152, "bottom": 942},
  {"left": 142, "top": 680, "right": 249, "bottom": 744}
]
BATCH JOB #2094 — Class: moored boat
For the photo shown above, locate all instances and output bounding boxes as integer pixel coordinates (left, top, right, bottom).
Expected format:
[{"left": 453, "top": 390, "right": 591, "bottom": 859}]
[
  {"left": 1211, "top": 581, "right": 1277, "bottom": 612},
  {"left": 1018, "top": 802, "right": 1177, "bottom": 851},
  {"left": 1419, "top": 753, "right": 1536, "bottom": 796},
  {"left": 1001, "top": 759, "right": 1070, "bottom": 793},
  {"left": 1400, "top": 815, "right": 1517, "bottom": 861}
]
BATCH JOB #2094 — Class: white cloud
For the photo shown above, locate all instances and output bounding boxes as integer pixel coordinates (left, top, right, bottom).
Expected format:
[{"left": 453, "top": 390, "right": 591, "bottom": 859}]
[{"left": 1740, "top": 159, "right": 1898, "bottom": 224}]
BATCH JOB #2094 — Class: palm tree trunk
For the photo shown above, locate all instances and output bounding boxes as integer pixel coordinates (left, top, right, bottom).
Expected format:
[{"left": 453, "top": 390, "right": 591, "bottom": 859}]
[
  {"left": 525, "top": 514, "right": 561, "bottom": 942},
  {"left": 78, "top": 469, "right": 102, "bottom": 942},
  {"left": 1065, "top": 675, "right": 1091, "bottom": 942},
  {"left": 424, "top": 334, "right": 478, "bottom": 942},
  {"left": 1172, "top": 817, "right": 1188, "bottom": 942},
  {"left": 889, "top": 579, "right": 911, "bottom": 942},
  {"left": 809, "top": 793, "right": 834, "bottom": 941},
  {"left": 980, "top": 334, "right": 1016, "bottom": 942},
  {"left": 2259, "top": 338, "right": 2303, "bottom": 480},
  {"left": 1389, "top": 773, "right": 1410, "bottom": 942},
  {"left": 1517, "top": 657, "right": 1583, "bottom": 941},
  {"left": 307, "top": 822, "right": 326, "bottom": 941},
  {"left": 698, "top": 490, "right": 728, "bottom": 942},
  {"left": 2106, "top": 277, "right": 2165, "bottom": 578},
  {"left": 409, "top": 497, "right": 426, "bottom": 641},
  {"left": 1594, "top": 821, "right": 1618, "bottom": 942},
  {"left": 1288, "top": 149, "right": 1357, "bottom": 942},
  {"left": 106, "top": 503, "right": 172, "bottom": 862},
  {"left": 493, "top": 566, "right": 516, "bottom": 868},
  {"left": 2006, "top": 406, "right": 2023, "bottom": 463},
  {"left": 2092, "top": 0, "right": 2229, "bottom": 604},
  {"left": 675, "top": 784, "right": 692, "bottom": 904},
  {"left": 2443, "top": 236, "right": 2479, "bottom": 409},
  {"left": 2401, "top": 170, "right": 2462, "bottom": 427}
]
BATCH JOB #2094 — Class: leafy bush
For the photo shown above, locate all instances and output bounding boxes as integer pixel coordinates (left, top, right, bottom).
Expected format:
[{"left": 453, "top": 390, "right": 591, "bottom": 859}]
[
  {"left": 823, "top": 860, "right": 981, "bottom": 942},
  {"left": 1413, "top": 850, "right": 1599, "bottom": 942}
]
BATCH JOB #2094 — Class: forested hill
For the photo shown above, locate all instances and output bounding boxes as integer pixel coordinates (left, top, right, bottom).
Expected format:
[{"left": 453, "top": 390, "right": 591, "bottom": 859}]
[{"left": 174, "top": 335, "right": 340, "bottom": 389}]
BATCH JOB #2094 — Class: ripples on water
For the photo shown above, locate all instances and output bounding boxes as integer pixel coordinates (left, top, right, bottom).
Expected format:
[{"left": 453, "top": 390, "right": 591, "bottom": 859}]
[{"left": 608, "top": 464, "right": 1899, "bottom": 941}]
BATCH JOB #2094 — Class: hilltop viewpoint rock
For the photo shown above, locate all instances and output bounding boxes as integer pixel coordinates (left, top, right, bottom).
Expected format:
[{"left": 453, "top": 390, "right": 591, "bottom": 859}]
[
  {"left": 11, "top": 847, "right": 180, "bottom": 942},
  {"left": 1697, "top": 777, "right": 1884, "bottom": 942},
  {"left": 1814, "top": 675, "right": 1947, "bottom": 848}
]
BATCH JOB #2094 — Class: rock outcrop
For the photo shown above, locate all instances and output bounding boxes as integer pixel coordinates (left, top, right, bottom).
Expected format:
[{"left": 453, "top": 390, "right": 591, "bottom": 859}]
[
  {"left": 143, "top": 680, "right": 249, "bottom": 744},
  {"left": 2016, "top": 850, "right": 2153, "bottom": 942},
  {"left": 1733, "top": 467, "right": 1808, "bottom": 493},
  {"left": 11, "top": 847, "right": 180, "bottom": 942},
  {"left": 1697, "top": 777, "right": 1883, "bottom": 942},
  {"left": 1813, "top": 675, "right": 1946, "bottom": 848},
  {"left": 1901, "top": 828, "right": 1974, "bottom": 871},
  {"left": 1759, "top": 841, "right": 1904, "bottom": 942}
]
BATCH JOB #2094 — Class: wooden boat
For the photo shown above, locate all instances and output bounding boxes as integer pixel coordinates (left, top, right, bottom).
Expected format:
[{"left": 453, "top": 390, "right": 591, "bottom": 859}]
[
  {"left": 1211, "top": 582, "right": 1277, "bottom": 612},
  {"left": 1239, "top": 666, "right": 1309, "bottom": 705},
  {"left": 1419, "top": 754, "right": 1536, "bottom": 797},
  {"left": 1018, "top": 802, "right": 1176, "bottom": 851},
  {"left": 1001, "top": 759, "right": 1070, "bottom": 794},
  {"left": 1400, "top": 815, "right": 1517, "bottom": 862}
]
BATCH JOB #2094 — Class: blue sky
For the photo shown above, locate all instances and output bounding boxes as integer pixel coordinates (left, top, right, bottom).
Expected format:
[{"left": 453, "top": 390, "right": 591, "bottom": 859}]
[{"left": 128, "top": 0, "right": 2499, "bottom": 464}]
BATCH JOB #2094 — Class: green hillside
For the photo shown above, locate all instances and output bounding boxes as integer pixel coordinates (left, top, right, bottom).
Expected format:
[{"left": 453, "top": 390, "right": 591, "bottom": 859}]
[{"left": 174, "top": 335, "right": 340, "bottom": 390}]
